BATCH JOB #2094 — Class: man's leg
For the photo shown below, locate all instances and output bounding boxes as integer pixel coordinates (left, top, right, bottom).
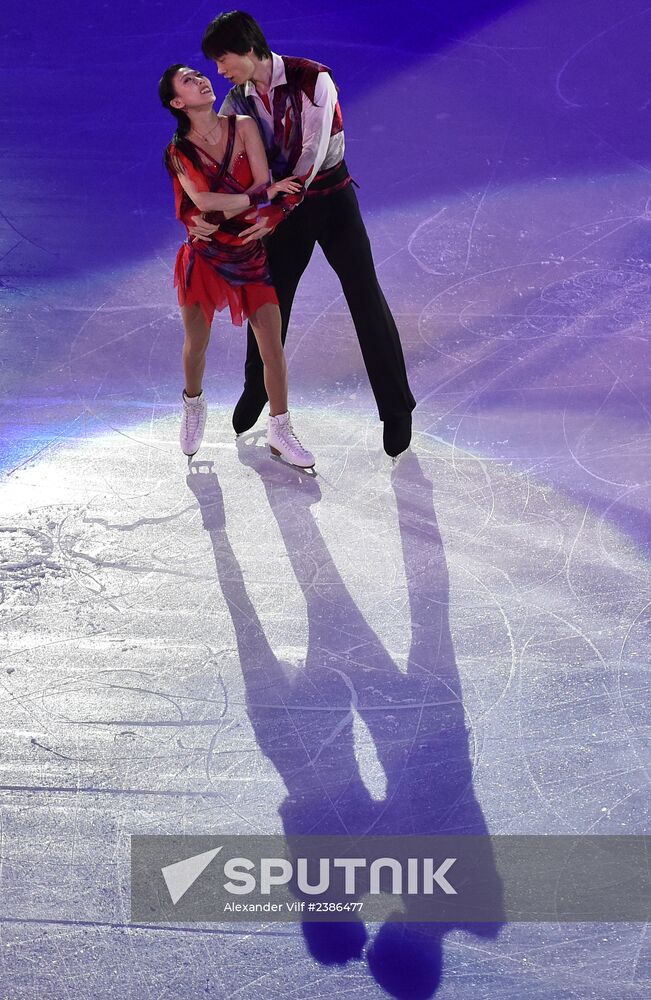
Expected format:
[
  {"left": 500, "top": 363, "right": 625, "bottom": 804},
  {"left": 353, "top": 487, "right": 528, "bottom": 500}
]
[
  {"left": 233, "top": 203, "right": 317, "bottom": 434},
  {"left": 316, "top": 185, "right": 416, "bottom": 454}
]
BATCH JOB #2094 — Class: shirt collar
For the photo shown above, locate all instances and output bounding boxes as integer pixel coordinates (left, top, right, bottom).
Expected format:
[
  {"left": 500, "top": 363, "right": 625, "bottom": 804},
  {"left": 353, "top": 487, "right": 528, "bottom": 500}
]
[{"left": 244, "top": 52, "right": 286, "bottom": 97}]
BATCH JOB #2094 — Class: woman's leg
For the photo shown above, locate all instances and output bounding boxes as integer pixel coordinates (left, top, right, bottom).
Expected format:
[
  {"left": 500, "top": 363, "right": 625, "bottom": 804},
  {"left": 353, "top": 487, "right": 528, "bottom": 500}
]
[
  {"left": 248, "top": 302, "right": 314, "bottom": 467},
  {"left": 248, "top": 303, "right": 288, "bottom": 417},
  {"left": 233, "top": 202, "right": 317, "bottom": 434},
  {"left": 181, "top": 303, "right": 212, "bottom": 397}
]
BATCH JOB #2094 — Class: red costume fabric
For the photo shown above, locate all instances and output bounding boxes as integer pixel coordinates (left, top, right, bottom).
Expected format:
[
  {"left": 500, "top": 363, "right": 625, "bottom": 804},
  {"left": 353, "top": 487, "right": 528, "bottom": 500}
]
[{"left": 168, "top": 116, "right": 278, "bottom": 327}]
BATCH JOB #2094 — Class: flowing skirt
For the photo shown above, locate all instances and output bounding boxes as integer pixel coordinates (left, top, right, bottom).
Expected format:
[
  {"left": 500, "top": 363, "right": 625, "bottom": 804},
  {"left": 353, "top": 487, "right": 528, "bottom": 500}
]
[{"left": 174, "top": 240, "right": 278, "bottom": 328}]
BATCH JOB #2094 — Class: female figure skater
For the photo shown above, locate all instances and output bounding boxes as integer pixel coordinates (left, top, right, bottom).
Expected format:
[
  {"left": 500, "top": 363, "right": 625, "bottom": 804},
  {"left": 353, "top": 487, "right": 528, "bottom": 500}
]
[{"left": 159, "top": 64, "right": 314, "bottom": 467}]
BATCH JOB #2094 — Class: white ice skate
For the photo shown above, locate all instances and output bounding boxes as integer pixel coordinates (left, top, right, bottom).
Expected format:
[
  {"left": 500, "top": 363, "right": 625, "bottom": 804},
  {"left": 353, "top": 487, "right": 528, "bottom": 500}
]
[
  {"left": 180, "top": 390, "right": 207, "bottom": 457},
  {"left": 267, "top": 411, "right": 315, "bottom": 469}
]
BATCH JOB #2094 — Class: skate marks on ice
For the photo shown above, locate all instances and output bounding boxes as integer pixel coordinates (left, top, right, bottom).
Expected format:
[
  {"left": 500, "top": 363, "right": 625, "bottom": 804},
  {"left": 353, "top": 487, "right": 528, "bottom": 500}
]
[
  {"left": 394, "top": 174, "right": 651, "bottom": 563},
  {"left": 0, "top": 413, "right": 649, "bottom": 998}
]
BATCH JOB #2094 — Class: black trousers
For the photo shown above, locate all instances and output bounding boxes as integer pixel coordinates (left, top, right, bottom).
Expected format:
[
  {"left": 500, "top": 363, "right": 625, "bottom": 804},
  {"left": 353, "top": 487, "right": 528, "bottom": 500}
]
[{"left": 243, "top": 183, "right": 416, "bottom": 420}]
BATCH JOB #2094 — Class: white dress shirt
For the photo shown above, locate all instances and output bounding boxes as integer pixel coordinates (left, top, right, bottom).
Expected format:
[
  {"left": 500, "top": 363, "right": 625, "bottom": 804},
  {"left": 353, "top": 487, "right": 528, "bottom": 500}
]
[{"left": 220, "top": 52, "right": 346, "bottom": 189}]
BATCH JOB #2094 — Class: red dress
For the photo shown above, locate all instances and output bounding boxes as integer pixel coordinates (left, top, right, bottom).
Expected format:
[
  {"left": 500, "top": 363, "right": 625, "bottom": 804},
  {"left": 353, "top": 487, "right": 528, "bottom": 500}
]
[{"left": 169, "top": 116, "right": 278, "bottom": 327}]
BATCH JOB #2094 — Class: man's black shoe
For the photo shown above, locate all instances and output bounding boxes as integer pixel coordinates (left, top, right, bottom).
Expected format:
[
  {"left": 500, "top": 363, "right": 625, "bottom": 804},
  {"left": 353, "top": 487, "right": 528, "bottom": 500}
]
[
  {"left": 382, "top": 413, "right": 412, "bottom": 457},
  {"left": 232, "top": 385, "right": 268, "bottom": 435}
]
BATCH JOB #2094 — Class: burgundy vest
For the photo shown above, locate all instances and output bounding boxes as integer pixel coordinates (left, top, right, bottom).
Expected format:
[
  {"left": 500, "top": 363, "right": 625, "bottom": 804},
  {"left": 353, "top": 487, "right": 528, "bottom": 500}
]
[{"left": 227, "top": 56, "right": 345, "bottom": 179}]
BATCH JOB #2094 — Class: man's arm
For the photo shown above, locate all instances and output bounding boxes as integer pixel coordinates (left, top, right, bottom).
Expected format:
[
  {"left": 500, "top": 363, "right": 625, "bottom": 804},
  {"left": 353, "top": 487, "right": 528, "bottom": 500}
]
[
  {"left": 293, "top": 71, "right": 337, "bottom": 189},
  {"left": 239, "top": 72, "right": 337, "bottom": 242}
]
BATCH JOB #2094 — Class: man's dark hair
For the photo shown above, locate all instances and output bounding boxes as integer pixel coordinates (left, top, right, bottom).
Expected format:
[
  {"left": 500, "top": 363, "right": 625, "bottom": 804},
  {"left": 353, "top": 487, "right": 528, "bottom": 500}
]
[{"left": 201, "top": 10, "right": 272, "bottom": 60}]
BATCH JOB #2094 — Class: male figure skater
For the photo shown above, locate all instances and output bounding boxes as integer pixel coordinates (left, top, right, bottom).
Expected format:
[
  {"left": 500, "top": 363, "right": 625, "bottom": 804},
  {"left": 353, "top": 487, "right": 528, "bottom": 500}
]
[{"left": 198, "top": 10, "right": 416, "bottom": 457}]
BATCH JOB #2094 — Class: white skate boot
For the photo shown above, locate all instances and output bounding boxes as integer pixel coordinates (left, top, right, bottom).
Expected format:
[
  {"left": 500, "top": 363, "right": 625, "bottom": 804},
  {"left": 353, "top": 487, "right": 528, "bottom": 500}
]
[
  {"left": 267, "top": 411, "right": 315, "bottom": 468},
  {"left": 180, "top": 390, "right": 207, "bottom": 457}
]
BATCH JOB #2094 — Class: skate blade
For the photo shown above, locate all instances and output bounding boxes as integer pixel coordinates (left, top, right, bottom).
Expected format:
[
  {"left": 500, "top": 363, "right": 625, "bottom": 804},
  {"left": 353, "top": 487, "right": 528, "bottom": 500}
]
[
  {"left": 269, "top": 446, "right": 317, "bottom": 474},
  {"left": 389, "top": 447, "right": 411, "bottom": 467}
]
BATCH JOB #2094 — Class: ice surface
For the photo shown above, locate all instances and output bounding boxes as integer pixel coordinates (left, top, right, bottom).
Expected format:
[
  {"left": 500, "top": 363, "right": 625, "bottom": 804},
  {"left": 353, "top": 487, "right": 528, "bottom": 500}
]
[{"left": 1, "top": 1, "right": 650, "bottom": 997}]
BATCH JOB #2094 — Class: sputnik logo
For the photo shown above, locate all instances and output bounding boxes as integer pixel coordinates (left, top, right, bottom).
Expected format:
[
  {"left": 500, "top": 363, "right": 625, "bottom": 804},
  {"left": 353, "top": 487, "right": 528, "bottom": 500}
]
[
  {"left": 160, "top": 847, "right": 459, "bottom": 903},
  {"left": 161, "top": 846, "right": 223, "bottom": 905}
]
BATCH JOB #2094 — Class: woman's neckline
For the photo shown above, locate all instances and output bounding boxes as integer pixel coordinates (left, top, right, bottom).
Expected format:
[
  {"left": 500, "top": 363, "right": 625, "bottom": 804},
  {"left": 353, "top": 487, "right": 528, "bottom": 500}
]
[{"left": 186, "top": 140, "right": 247, "bottom": 170}]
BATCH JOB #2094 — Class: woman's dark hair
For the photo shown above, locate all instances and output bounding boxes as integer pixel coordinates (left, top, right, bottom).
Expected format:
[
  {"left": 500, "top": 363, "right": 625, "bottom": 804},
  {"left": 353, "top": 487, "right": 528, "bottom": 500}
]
[
  {"left": 158, "top": 63, "right": 203, "bottom": 176},
  {"left": 201, "top": 10, "right": 271, "bottom": 61}
]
